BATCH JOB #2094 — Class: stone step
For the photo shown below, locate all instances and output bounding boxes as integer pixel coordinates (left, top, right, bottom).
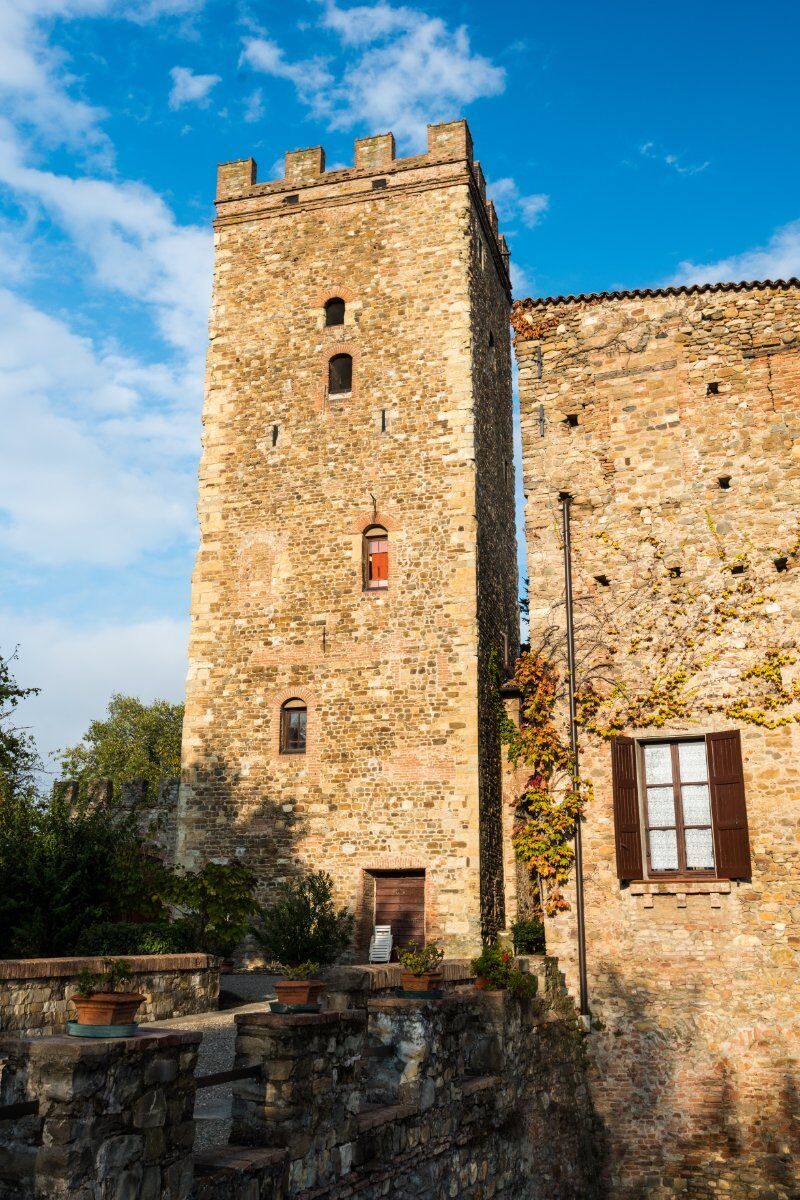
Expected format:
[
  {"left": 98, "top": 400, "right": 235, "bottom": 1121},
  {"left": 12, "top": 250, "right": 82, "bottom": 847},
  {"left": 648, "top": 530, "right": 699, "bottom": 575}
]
[{"left": 191, "top": 1145, "right": 287, "bottom": 1199}]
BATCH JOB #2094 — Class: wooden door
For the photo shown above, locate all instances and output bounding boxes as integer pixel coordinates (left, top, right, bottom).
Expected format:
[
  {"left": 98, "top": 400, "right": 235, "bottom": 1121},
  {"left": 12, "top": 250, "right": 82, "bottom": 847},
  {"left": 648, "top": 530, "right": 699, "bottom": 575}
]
[{"left": 373, "top": 871, "right": 425, "bottom": 955}]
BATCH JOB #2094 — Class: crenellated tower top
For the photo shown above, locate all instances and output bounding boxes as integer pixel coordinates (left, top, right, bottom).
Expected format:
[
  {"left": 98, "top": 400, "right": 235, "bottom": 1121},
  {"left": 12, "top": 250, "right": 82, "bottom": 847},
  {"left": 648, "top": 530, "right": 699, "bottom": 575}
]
[{"left": 215, "top": 119, "right": 510, "bottom": 295}]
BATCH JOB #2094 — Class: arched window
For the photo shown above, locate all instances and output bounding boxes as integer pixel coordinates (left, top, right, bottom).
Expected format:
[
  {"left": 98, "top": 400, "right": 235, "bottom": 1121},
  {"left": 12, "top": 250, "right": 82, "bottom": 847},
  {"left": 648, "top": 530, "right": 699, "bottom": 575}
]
[
  {"left": 363, "top": 525, "right": 389, "bottom": 590},
  {"left": 325, "top": 297, "right": 345, "bottom": 326},
  {"left": 280, "top": 698, "right": 307, "bottom": 754},
  {"left": 328, "top": 353, "right": 352, "bottom": 395}
]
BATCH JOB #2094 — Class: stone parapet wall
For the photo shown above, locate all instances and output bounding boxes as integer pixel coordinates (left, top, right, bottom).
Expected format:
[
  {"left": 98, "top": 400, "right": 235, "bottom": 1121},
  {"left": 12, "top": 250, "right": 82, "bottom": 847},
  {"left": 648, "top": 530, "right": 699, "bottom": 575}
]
[
  {"left": 0, "top": 1028, "right": 200, "bottom": 1199},
  {"left": 226, "top": 970, "right": 602, "bottom": 1199},
  {"left": 0, "top": 955, "right": 220, "bottom": 1036}
]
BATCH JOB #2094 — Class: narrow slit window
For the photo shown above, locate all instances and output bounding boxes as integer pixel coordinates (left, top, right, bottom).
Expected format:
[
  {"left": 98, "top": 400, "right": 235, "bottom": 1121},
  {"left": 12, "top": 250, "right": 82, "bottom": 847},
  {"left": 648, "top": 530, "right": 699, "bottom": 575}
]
[
  {"left": 325, "top": 297, "right": 345, "bottom": 327},
  {"left": 272, "top": 424, "right": 279, "bottom": 447},
  {"left": 363, "top": 525, "right": 389, "bottom": 590},
  {"left": 328, "top": 353, "right": 352, "bottom": 395},
  {"left": 280, "top": 699, "right": 307, "bottom": 754}
]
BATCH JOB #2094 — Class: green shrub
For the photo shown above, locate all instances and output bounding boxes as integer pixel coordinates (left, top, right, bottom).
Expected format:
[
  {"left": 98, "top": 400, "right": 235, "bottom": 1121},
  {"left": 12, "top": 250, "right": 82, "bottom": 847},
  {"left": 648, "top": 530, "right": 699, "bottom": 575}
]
[
  {"left": 253, "top": 871, "right": 354, "bottom": 970},
  {"left": 0, "top": 787, "right": 170, "bottom": 958},
  {"left": 510, "top": 915, "right": 545, "bottom": 954},
  {"left": 470, "top": 941, "right": 537, "bottom": 1000},
  {"left": 77, "top": 921, "right": 194, "bottom": 956},
  {"left": 165, "top": 862, "right": 258, "bottom": 957},
  {"left": 397, "top": 941, "right": 444, "bottom": 976}
]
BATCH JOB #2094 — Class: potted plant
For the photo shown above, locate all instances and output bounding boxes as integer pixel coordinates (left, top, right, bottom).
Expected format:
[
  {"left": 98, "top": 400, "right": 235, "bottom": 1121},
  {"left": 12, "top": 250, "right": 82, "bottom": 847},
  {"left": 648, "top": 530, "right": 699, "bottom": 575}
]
[
  {"left": 253, "top": 870, "right": 354, "bottom": 1009},
  {"left": 71, "top": 958, "right": 145, "bottom": 1028},
  {"left": 470, "top": 941, "right": 537, "bottom": 1000},
  {"left": 397, "top": 941, "right": 445, "bottom": 994}
]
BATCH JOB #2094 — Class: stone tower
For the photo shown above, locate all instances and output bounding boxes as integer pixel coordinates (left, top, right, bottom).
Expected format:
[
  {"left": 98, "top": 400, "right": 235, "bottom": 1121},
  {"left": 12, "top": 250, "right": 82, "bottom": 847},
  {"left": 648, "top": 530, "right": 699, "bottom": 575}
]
[{"left": 179, "top": 120, "right": 518, "bottom": 955}]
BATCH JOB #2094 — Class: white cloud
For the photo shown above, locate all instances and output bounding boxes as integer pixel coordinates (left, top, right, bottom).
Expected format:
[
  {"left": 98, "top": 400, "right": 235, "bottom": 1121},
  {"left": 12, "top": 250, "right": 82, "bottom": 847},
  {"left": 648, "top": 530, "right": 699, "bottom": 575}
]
[
  {"left": 168, "top": 65, "right": 221, "bottom": 109},
  {"left": 242, "top": 0, "right": 505, "bottom": 152},
  {"left": 0, "top": 0, "right": 206, "bottom": 155},
  {"left": 510, "top": 261, "right": 533, "bottom": 297},
  {"left": 243, "top": 87, "right": 264, "bottom": 124},
  {"left": 0, "top": 122, "right": 212, "bottom": 354},
  {"left": 639, "top": 141, "right": 709, "bottom": 177},
  {"left": 0, "top": 287, "right": 199, "bottom": 566},
  {"left": 0, "top": 614, "right": 189, "bottom": 770},
  {"left": 488, "top": 177, "right": 549, "bottom": 229},
  {"left": 672, "top": 219, "right": 800, "bottom": 287}
]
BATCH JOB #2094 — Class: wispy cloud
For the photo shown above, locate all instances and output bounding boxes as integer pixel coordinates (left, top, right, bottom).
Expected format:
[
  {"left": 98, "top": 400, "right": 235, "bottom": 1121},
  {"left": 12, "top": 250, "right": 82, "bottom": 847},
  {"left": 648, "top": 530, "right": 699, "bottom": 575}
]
[
  {"left": 0, "top": 614, "right": 190, "bottom": 768},
  {"left": 0, "top": 287, "right": 198, "bottom": 567},
  {"left": 671, "top": 219, "right": 800, "bottom": 286},
  {"left": 242, "top": 0, "right": 505, "bottom": 151},
  {"left": 0, "top": 0, "right": 206, "bottom": 157},
  {"left": 0, "top": 122, "right": 211, "bottom": 354},
  {"left": 638, "top": 141, "right": 709, "bottom": 177},
  {"left": 243, "top": 87, "right": 265, "bottom": 124},
  {"left": 488, "top": 177, "right": 549, "bottom": 229},
  {"left": 168, "top": 65, "right": 221, "bottom": 109}
]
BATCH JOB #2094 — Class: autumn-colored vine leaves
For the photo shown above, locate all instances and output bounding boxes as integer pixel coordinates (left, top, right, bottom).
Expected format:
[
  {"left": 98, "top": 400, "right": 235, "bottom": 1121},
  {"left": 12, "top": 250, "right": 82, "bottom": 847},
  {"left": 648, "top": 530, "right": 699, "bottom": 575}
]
[
  {"left": 493, "top": 521, "right": 799, "bottom": 917},
  {"left": 491, "top": 647, "right": 591, "bottom": 916}
]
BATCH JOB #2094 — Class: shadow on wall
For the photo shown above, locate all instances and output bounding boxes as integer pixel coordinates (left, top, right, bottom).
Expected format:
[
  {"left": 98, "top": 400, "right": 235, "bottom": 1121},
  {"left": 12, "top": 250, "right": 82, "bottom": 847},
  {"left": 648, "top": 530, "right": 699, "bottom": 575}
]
[{"left": 592, "top": 967, "right": 800, "bottom": 1199}]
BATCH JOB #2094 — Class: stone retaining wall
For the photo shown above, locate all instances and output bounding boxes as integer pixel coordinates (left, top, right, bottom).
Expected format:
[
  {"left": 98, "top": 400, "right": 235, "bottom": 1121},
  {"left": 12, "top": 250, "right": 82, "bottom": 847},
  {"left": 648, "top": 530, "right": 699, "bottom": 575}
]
[
  {"left": 0, "top": 955, "right": 220, "bottom": 1036},
  {"left": 0, "top": 1027, "right": 200, "bottom": 1199}
]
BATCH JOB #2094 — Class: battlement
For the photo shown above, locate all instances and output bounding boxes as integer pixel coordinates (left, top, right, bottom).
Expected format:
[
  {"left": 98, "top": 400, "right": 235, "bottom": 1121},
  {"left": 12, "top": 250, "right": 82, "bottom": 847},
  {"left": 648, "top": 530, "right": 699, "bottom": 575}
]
[{"left": 214, "top": 119, "right": 510, "bottom": 285}]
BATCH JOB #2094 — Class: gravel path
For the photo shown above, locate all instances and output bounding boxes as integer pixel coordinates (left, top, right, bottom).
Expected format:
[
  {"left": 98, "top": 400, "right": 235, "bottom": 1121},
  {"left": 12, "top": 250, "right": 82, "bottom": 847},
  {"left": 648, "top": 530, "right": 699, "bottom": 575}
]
[{"left": 150, "top": 974, "right": 277, "bottom": 1151}]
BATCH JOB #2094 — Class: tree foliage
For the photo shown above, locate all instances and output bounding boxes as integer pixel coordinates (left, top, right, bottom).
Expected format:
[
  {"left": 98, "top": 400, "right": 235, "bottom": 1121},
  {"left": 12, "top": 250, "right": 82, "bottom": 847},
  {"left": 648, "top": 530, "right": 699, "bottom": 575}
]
[
  {"left": 0, "top": 786, "right": 170, "bottom": 957},
  {"left": 166, "top": 862, "right": 258, "bottom": 957},
  {"left": 0, "top": 647, "right": 41, "bottom": 802},
  {"left": 253, "top": 871, "right": 354, "bottom": 969},
  {"left": 58, "top": 693, "right": 184, "bottom": 797}
]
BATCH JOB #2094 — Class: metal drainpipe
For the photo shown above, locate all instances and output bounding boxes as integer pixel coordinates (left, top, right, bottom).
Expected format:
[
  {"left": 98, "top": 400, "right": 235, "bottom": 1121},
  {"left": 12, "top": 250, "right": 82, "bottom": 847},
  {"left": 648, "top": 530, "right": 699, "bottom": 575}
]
[{"left": 559, "top": 490, "right": 590, "bottom": 1019}]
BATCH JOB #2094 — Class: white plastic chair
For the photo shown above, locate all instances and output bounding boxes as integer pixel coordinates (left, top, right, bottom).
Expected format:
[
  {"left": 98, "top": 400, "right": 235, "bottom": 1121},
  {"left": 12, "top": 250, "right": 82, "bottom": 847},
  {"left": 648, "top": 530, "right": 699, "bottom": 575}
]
[{"left": 369, "top": 925, "right": 393, "bottom": 963}]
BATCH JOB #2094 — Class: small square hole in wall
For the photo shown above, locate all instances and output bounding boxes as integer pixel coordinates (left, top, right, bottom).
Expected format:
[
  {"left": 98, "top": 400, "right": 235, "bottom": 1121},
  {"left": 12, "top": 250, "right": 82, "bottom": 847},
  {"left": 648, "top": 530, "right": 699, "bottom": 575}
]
[
  {"left": 371, "top": 178, "right": 388, "bottom": 189},
  {"left": 707, "top": 382, "right": 720, "bottom": 395},
  {"left": 668, "top": 566, "right": 681, "bottom": 579},
  {"left": 718, "top": 476, "right": 732, "bottom": 490},
  {"left": 731, "top": 563, "right": 746, "bottom": 575},
  {"left": 774, "top": 556, "right": 788, "bottom": 573},
  {"left": 282, "top": 193, "right": 299, "bottom": 205},
  {"left": 594, "top": 574, "right": 610, "bottom": 587},
  {"left": 564, "top": 413, "right": 579, "bottom": 428}
]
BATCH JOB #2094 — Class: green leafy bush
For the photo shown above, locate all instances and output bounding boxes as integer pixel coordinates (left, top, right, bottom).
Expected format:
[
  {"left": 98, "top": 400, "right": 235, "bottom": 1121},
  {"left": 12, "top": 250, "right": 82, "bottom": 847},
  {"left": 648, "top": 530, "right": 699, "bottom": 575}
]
[
  {"left": 397, "top": 941, "right": 445, "bottom": 976},
  {"left": 0, "top": 787, "right": 170, "bottom": 958},
  {"left": 165, "top": 862, "right": 258, "bottom": 957},
  {"left": 77, "top": 921, "right": 194, "bottom": 956},
  {"left": 470, "top": 941, "right": 537, "bottom": 1000},
  {"left": 510, "top": 915, "right": 545, "bottom": 954},
  {"left": 75, "top": 958, "right": 133, "bottom": 998},
  {"left": 253, "top": 871, "right": 354, "bottom": 970}
]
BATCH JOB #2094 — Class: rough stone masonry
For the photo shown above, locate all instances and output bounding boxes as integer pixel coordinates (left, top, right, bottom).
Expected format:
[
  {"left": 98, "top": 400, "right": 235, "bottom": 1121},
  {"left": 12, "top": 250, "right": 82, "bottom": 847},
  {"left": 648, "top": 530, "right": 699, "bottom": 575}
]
[
  {"left": 514, "top": 280, "right": 800, "bottom": 1199},
  {"left": 178, "top": 120, "right": 519, "bottom": 955}
]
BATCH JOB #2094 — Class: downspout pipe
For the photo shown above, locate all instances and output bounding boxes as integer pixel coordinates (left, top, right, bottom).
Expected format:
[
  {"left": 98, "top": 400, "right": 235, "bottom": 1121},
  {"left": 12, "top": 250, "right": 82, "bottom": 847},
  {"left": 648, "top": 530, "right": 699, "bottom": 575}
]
[{"left": 559, "top": 491, "right": 590, "bottom": 1019}]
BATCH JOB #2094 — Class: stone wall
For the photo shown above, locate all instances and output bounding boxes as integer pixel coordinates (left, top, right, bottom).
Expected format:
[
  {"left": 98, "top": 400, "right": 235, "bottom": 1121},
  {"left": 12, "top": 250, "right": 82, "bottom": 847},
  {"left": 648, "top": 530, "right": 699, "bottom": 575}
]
[
  {"left": 0, "top": 956, "right": 219, "bottom": 1036},
  {"left": 0, "top": 1027, "right": 199, "bottom": 1199},
  {"left": 0, "top": 959, "right": 603, "bottom": 1200},
  {"left": 221, "top": 955, "right": 602, "bottom": 1200},
  {"left": 179, "top": 119, "right": 518, "bottom": 956},
  {"left": 514, "top": 280, "right": 800, "bottom": 1198}
]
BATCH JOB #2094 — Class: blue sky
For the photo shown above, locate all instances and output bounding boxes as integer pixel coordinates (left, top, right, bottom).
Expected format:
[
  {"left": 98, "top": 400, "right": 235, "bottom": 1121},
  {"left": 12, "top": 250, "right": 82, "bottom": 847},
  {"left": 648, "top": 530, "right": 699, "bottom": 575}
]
[{"left": 1, "top": 0, "right": 798, "bottom": 772}]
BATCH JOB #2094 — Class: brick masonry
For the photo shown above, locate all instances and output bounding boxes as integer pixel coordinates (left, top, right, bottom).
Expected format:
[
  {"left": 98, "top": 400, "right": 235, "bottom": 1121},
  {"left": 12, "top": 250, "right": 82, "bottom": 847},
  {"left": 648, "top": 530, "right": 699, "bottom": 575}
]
[
  {"left": 178, "top": 120, "right": 518, "bottom": 955},
  {"left": 514, "top": 281, "right": 800, "bottom": 1198}
]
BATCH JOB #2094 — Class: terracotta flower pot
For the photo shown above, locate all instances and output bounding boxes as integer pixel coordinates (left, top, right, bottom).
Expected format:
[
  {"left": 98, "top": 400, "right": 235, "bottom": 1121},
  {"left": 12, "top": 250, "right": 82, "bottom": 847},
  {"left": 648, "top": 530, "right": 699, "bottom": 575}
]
[
  {"left": 401, "top": 971, "right": 442, "bottom": 993},
  {"left": 73, "top": 993, "right": 145, "bottom": 1026},
  {"left": 273, "top": 979, "right": 326, "bottom": 1006}
]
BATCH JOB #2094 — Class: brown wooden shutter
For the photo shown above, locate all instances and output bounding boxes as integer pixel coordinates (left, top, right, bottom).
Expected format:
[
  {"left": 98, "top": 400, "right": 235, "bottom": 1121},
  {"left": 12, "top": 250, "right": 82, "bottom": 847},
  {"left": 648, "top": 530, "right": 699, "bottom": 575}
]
[
  {"left": 707, "top": 730, "right": 751, "bottom": 879},
  {"left": 611, "top": 736, "right": 643, "bottom": 880}
]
